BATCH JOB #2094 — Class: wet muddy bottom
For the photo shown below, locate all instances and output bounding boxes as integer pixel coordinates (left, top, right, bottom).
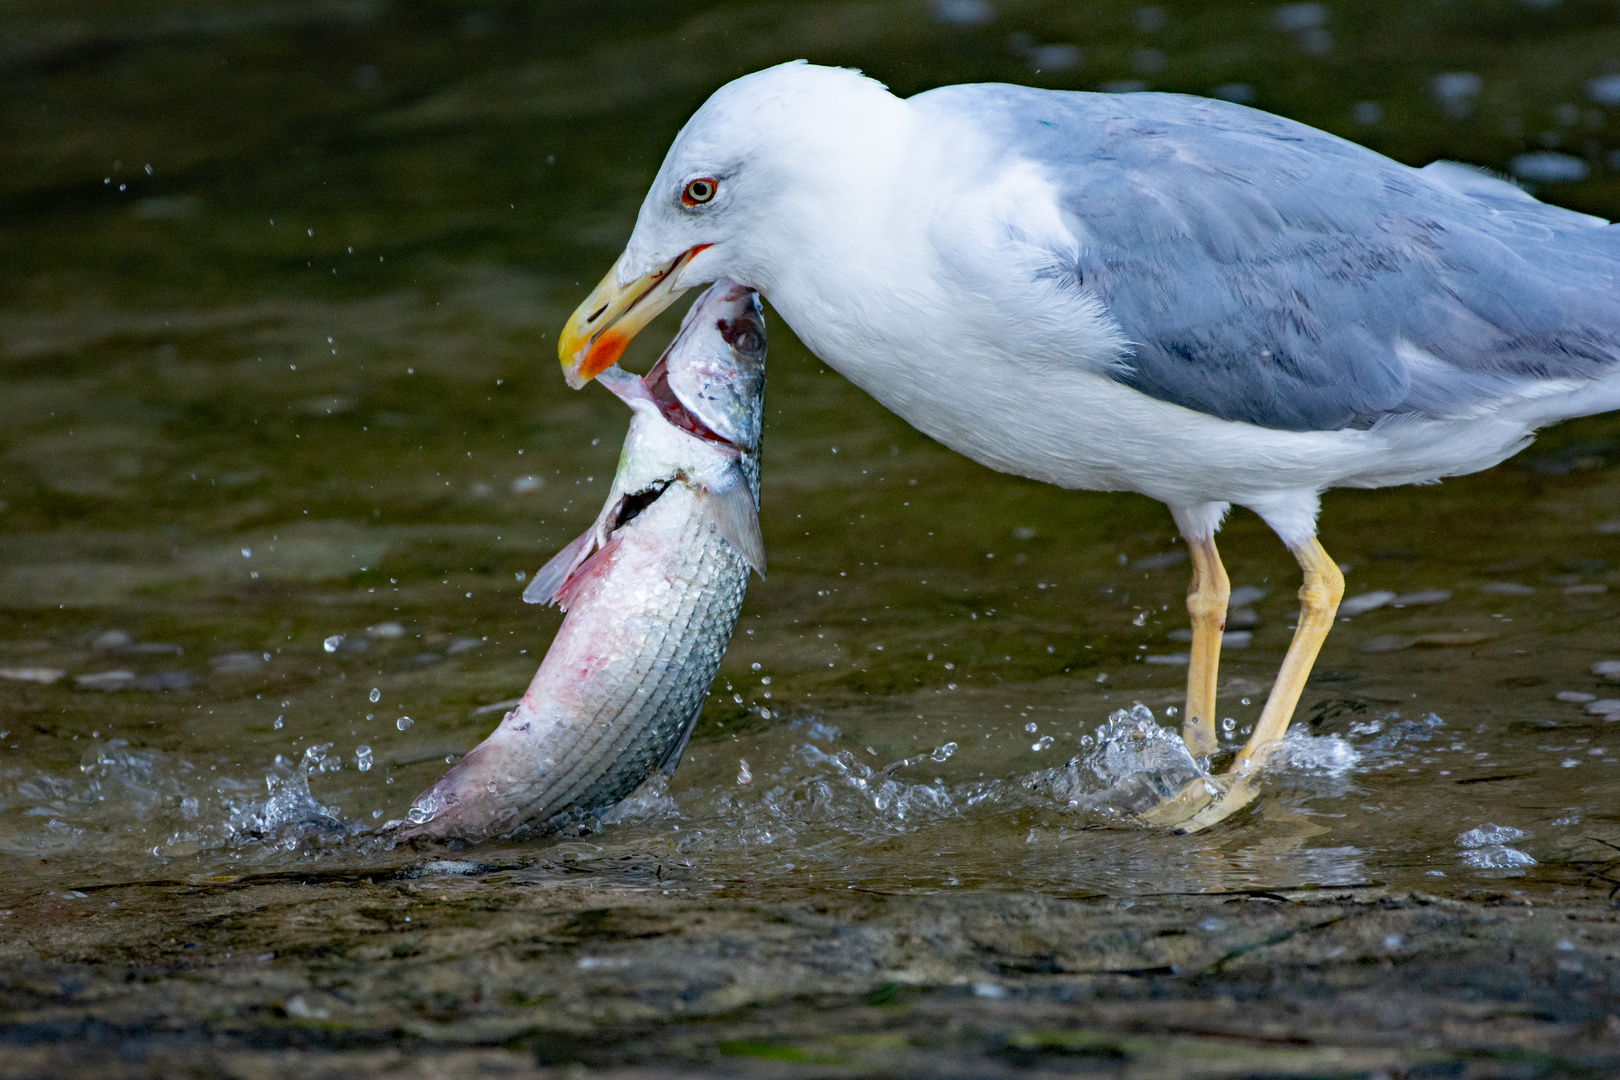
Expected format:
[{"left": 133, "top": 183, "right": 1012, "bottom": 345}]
[{"left": 4, "top": 868, "right": 1620, "bottom": 1078}]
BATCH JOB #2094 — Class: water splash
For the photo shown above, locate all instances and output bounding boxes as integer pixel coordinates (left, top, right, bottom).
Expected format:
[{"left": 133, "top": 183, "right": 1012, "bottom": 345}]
[
  {"left": 1024, "top": 703, "right": 1212, "bottom": 819},
  {"left": 0, "top": 739, "right": 360, "bottom": 869},
  {"left": 224, "top": 744, "right": 346, "bottom": 846},
  {"left": 1271, "top": 728, "right": 1360, "bottom": 775},
  {"left": 597, "top": 772, "right": 679, "bottom": 825},
  {"left": 1457, "top": 823, "right": 1536, "bottom": 870}
]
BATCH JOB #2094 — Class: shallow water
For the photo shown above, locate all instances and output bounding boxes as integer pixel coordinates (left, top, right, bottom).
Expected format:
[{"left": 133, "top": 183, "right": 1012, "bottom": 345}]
[{"left": 3, "top": 0, "right": 1620, "bottom": 909}]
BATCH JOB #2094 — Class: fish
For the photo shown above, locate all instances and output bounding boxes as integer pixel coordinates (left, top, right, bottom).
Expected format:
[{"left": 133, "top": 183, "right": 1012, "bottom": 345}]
[{"left": 390, "top": 279, "right": 766, "bottom": 842}]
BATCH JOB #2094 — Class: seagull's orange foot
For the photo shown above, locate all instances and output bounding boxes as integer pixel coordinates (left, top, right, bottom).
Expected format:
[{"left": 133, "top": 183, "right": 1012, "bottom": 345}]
[
  {"left": 1172, "top": 772, "right": 1262, "bottom": 834},
  {"left": 1136, "top": 773, "right": 1219, "bottom": 827}
]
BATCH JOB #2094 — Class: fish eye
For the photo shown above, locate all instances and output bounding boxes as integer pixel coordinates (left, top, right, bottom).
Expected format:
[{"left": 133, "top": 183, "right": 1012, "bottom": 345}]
[
  {"left": 681, "top": 177, "right": 717, "bottom": 206},
  {"left": 719, "top": 317, "right": 763, "bottom": 355}
]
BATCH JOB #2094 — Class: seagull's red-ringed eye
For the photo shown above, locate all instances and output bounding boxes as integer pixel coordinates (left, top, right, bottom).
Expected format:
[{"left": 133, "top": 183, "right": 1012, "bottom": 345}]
[{"left": 681, "top": 177, "right": 717, "bottom": 206}]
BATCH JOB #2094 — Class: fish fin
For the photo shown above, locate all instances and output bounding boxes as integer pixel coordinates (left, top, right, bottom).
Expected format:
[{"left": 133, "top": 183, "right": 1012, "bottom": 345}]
[
  {"left": 704, "top": 477, "right": 765, "bottom": 579},
  {"left": 658, "top": 700, "right": 705, "bottom": 776},
  {"left": 552, "top": 536, "right": 620, "bottom": 611},
  {"left": 522, "top": 527, "right": 597, "bottom": 606}
]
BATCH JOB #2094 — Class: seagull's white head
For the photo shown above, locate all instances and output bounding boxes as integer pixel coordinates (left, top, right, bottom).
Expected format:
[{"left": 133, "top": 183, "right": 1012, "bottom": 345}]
[{"left": 558, "top": 62, "right": 905, "bottom": 388}]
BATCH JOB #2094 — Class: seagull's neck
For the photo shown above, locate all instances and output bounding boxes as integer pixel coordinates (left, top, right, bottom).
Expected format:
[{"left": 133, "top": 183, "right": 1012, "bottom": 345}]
[
  {"left": 743, "top": 103, "right": 966, "bottom": 358},
  {"left": 737, "top": 104, "right": 1139, "bottom": 482}
]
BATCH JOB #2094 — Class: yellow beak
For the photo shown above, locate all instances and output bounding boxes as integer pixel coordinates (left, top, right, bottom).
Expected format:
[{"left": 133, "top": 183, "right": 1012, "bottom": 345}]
[{"left": 557, "top": 245, "right": 709, "bottom": 389}]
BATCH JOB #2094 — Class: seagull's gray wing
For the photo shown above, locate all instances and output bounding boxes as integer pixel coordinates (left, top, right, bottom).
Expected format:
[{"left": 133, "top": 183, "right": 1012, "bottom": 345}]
[{"left": 922, "top": 85, "right": 1620, "bottom": 432}]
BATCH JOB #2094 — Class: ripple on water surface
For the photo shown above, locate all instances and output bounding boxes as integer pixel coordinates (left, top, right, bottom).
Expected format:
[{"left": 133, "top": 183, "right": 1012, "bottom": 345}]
[{"left": 5, "top": 679, "right": 1607, "bottom": 898}]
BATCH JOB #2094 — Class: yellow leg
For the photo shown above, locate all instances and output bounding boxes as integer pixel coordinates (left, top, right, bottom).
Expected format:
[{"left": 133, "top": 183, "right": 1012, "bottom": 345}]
[
  {"left": 1182, "top": 534, "right": 1230, "bottom": 759},
  {"left": 1175, "top": 537, "right": 1344, "bottom": 834},
  {"left": 1136, "top": 534, "right": 1228, "bottom": 827}
]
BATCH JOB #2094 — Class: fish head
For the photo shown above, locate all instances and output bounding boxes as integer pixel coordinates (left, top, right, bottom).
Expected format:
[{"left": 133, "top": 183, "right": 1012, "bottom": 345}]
[{"left": 644, "top": 277, "right": 765, "bottom": 453}]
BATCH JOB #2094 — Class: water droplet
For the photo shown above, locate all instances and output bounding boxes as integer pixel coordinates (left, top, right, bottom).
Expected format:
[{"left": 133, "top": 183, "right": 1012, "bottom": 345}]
[
  {"left": 1024, "top": 721, "right": 1038, "bottom": 733},
  {"left": 736, "top": 759, "right": 753, "bottom": 785},
  {"left": 486, "top": 781, "right": 497, "bottom": 794},
  {"left": 396, "top": 716, "right": 413, "bottom": 731},
  {"left": 274, "top": 715, "right": 284, "bottom": 729},
  {"left": 1031, "top": 735, "right": 1054, "bottom": 752},
  {"left": 1221, "top": 717, "right": 1236, "bottom": 733},
  {"left": 751, "top": 662, "right": 761, "bottom": 671},
  {"left": 241, "top": 548, "right": 251, "bottom": 558},
  {"left": 369, "top": 688, "right": 380, "bottom": 703},
  {"left": 323, "top": 635, "right": 343, "bottom": 653},
  {"left": 355, "top": 745, "right": 373, "bottom": 771}
]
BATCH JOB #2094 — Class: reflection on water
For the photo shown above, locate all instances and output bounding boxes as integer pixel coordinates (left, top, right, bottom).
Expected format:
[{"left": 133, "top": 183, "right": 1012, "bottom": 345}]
[{"left": 2, "top": 0, "right": 1619, "bottom": 903}]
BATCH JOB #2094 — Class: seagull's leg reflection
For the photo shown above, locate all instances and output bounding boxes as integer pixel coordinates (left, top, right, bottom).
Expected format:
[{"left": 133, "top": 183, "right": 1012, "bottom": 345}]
[{"left": 1175, "top": 537, "right": 1343, "bottom": 834}]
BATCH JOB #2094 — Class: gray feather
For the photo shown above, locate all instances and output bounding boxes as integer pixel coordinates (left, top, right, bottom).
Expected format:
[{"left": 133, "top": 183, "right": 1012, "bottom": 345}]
[{"left": 915, "top": 85, "right": 1620, "bottom": 432}]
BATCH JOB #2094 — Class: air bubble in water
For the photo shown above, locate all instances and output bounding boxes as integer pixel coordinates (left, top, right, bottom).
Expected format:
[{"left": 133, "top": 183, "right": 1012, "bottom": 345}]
[
  {"left": 737, "top": 759, "right": 753, "bottom": 784},
  {"left": 1024, "top": 721, "right": 1038, "bottom": 733},
  {"left": 1221, "top": 717, "right": 1236, "bottom": 733},
  {"left": 323, "top": 635, "right": 343, "bottom": 653},
  {"left": 396, "top": 716, "right": 413, "bottom": 731},
  {"left": 369, "top": 688, "right": 380, "bottom": 703},
  {"left": 355, "top": 745, "right": 372, "bottom": 771},
  {"left": 274, "top": 715, "right": 284, "bottom": 729},
  {"left": 1031, "top": 735, "right": 1054, "bottom": 751}
]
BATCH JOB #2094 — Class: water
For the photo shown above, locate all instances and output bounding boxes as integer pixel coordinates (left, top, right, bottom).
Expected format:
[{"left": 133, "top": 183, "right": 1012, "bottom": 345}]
[{"left": 3, "top": 0, "right": 1619, "bottom": 908}]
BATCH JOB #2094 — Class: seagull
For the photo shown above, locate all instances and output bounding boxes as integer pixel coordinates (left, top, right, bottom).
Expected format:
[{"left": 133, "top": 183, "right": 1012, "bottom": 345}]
[{"left": 554, "top": 62, "right": 1620, "bottom": 831}]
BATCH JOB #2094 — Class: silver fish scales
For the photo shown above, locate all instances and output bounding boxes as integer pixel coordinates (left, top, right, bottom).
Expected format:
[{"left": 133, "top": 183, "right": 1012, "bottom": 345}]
[{"left": 392, "top": 279, "right": 765, "bottom": 842}]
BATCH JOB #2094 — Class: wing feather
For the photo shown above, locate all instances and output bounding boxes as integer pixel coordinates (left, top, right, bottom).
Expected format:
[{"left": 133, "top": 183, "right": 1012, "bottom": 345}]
[{"left": 917, "top": 85, "right": 1620, "bottom": 431}]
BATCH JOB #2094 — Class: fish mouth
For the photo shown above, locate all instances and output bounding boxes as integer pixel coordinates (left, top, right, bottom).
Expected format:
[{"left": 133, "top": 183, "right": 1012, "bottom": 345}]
[{"left": 641, "top": 353, "right": 743, "bottom": 450}]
